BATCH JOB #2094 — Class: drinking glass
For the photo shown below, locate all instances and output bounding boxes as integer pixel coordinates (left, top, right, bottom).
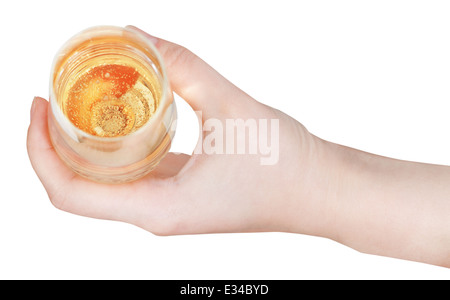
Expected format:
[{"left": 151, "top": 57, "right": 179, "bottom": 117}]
[{"left": 48, "top": 26, "right": 176, "bottom": 183}]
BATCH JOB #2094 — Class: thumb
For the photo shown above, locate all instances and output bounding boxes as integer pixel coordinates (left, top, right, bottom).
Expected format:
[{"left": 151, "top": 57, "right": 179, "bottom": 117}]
[{"left": 125, "top": 25, "right": 246, "bottom": 117}]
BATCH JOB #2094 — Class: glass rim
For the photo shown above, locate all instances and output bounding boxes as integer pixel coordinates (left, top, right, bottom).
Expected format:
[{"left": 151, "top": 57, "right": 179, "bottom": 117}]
[{"left": 49, "top": 25, "right": 171, "bottom": 142}]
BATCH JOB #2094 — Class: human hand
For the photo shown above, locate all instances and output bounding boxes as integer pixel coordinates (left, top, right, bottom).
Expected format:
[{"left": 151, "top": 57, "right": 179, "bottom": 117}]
[
  {"left": 27, "top": 26, "right": 333, "bottom": 237},
  {"left": 28, "top": 26, "right": 450, "bottom": 268}
]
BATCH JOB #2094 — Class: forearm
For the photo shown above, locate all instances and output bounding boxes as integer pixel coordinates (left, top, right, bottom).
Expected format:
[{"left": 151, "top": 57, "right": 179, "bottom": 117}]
[{"left": 327, "top": 141, "right": 450, "bottom": 267}]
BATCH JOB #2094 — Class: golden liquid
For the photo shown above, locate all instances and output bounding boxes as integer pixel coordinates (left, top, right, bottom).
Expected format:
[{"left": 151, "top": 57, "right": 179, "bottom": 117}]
[{"left": 62, "top": 59, "right": 159, "bottom": 137}]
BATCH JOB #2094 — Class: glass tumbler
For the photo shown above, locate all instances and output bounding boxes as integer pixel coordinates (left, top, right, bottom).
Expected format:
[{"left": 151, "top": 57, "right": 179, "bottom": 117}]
[{"left": 48, "top": 26, "right": 176, "bottom": 183}]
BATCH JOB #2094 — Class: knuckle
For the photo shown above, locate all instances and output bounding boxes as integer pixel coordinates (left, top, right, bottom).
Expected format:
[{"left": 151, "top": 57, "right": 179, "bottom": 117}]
[
  {"left": 165, "top": 45, "right": 198, "bottom": 70},
  {"left": 148, "top": 209, "right": 182, "bottom": 236},
  {"left": 140, "top": 217, "right": 179, "bottom": 237},
  {"left": 140, "top": 186, "right": 185, "bottom": 236},
  {"left": 47, "top": 190, "right": 66, "bottom": 211}
]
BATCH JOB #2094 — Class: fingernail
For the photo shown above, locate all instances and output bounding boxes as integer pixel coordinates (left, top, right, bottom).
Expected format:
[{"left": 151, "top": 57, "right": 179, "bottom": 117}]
[
  {"left": 30, "top": 97, "right": 38, "bottom": 121},
  {"left": 125, "top": 25, "right": 159, "bottom": 45}
]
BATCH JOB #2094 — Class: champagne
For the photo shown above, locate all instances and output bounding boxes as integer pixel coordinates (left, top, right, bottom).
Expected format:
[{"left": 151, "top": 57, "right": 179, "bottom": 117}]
[
  {"left": 49, "top": 26, "right": 175, "bottom": 183},
  {"left": 63, "top": 62, "right": 158, "bottom": 137}
]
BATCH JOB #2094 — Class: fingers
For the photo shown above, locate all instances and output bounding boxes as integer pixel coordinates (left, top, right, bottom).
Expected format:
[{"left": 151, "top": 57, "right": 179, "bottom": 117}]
[
  {"left": 26, "top": 97, "right": 111, "bottom": 218},
  {"left": 126, "top": 26, "right": 247, "bottom": 116},
  {"left": 26, "top": 97, "right": 181, "bottom": 229},
  {"left": 27, "top": 97, "right": 76, "bottom": 194}
]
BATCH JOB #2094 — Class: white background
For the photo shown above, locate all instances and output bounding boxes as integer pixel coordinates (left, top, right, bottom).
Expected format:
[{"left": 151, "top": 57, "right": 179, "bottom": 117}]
[{"left": 1, "top": 0, "right": 449, "bottom": 279}]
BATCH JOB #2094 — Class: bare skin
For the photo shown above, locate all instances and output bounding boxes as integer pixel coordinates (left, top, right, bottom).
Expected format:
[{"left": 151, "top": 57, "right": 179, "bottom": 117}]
[{"left": 27, "top": 26, "right": 450, "bottom": 268}]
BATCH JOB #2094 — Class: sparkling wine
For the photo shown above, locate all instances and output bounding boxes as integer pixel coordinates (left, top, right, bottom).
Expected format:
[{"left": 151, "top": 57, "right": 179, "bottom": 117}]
[
  {"left": 62, "top": 60, "right": 158, "bottom": 137},
  {"left": 49, "top": 26, "right": 176, "bottom": 183}
]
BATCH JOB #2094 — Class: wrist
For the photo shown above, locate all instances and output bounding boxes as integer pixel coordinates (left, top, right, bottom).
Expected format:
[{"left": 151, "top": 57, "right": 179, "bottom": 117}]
[
  {"left": 273, "top": 116, "right": 450, "bottom": 267},
  {"left": 276, "top": 122, "right": 342, "bottom": 239}
]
